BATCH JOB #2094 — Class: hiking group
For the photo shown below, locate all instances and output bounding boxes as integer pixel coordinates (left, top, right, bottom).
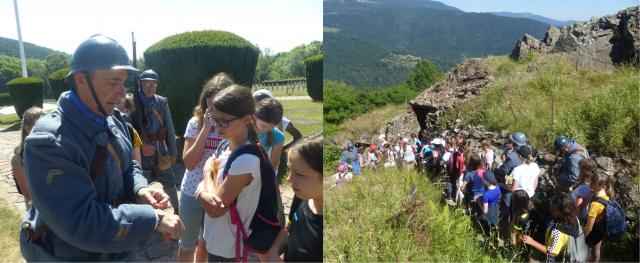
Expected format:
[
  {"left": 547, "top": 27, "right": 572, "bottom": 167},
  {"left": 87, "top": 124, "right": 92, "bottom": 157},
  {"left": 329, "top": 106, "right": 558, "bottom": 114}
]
[
  {"left": 11, "top": 35, "right": 322, "bottom": 262},
  {"left": 336, "top": 130, "right": 628, "bottom": 262}
]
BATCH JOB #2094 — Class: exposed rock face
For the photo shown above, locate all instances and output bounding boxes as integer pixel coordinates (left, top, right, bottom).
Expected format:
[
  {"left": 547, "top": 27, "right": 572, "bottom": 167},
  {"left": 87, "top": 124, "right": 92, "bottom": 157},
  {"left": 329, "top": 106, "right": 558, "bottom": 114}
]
[
  {"left": 385, "top": 58, "right": 494, "bottom": 142},
  {"left": 511, "top": 7, "right": 640, "bottom": 70}
]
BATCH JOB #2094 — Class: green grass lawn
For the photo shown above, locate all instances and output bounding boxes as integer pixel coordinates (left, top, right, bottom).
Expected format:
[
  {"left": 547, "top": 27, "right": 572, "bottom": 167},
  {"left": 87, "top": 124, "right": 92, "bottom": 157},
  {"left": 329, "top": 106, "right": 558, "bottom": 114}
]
[
  {"left": 0, "top": 200, "right": 24, "bottom": 262},
  {"left": 0, "top": 113, "right": 20, "bottom": 129},
  {"left": 280, "top": 99, "right": 322, "bottom": 140},
  {"left": 325, "top": 169, "right": 505, "bottom": 262}
]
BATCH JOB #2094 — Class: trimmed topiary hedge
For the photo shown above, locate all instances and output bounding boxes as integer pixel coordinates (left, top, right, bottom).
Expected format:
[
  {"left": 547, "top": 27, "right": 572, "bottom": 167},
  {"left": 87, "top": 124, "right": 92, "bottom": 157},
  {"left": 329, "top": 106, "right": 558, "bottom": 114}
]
[
  {"left": 48, "top": 67, "right": 69, "bottom": 100},
  {"left": 144, "top": 30, "right": 259, "bottom": 135},
  {"left": 305, "top": 54, "right": 323, "bottom": 101},
  {"left": 0, "top": 92, "right": 12, "bottom": 107},
  {"left": 6, "top": 77, "right": 43, "bottom": 118}
]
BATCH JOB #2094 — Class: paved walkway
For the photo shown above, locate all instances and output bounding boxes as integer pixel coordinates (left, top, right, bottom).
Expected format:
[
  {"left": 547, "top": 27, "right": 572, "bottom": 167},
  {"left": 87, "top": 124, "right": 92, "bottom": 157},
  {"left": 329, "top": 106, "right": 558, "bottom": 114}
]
[
  {"left": 0, "top": 128, "right": 294, "bottom": 261},
  {"left": 0, "top": 103, "right": 57, "bottom": 115}
]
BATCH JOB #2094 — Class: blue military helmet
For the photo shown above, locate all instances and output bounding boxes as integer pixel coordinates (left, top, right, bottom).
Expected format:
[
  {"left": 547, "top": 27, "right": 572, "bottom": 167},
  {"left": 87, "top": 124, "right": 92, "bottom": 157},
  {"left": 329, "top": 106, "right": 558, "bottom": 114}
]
[
  {"left": 508, "top": 132, "right": 528, "bottom": 147},
  {"left": 554, "top": 136, "right": 570, "bottom": 151},
  {"left": 139, "top": 70, "right": 159, "bottom": 81},
  {"left": 65, "top": 34, "right": 139, "bottom": 82}
]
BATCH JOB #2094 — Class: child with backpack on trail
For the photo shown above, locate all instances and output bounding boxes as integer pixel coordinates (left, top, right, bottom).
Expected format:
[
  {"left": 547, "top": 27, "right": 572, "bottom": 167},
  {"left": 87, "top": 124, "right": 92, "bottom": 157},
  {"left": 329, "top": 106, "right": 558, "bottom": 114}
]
[
  {"left": 444, "top": 138, "right": 465, "bottom": 206},
  {"left": 522, "top": 193, "right": 587, "bottom": 263},
  {"left": 195, "top": 85, "right": 281, "bottom": 262},
  {"left": 571, "top": 159, "right": 596, "bottom": 225},
  {"left": 510, "top": 190, "right": 533, "bottom": 254},
  {"left": 583, "top": 173, "right": 623, "bottom": 263},
  {"left": 461, "top": 154, "right": 485, "bottom": 216},
  {"left": 481, "top": 171, "right": 501, "bottom": 231},
  {"left": 267, "top": 135, "right": 323, "bottom": 262}
]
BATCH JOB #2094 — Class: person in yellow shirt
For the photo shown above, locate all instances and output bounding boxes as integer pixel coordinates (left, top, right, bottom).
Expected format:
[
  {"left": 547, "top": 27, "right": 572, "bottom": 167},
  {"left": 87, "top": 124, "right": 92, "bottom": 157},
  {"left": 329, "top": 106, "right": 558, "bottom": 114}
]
[
  {"left": 522, "top": 193, "right": 580, "bottom": 263},
  {"left": 584, "top": 173, "right": 613, "bottom": 263}
]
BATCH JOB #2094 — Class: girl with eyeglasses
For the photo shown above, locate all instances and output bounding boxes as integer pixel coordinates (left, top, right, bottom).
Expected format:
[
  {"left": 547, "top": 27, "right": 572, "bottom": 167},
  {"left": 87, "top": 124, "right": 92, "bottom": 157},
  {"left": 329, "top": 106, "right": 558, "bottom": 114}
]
[
  {"left": 195, "top": 84, "right": 272, "bottom": 262},
  {"left": 177, "top": 72, "right": 233, "bottom": 262}
]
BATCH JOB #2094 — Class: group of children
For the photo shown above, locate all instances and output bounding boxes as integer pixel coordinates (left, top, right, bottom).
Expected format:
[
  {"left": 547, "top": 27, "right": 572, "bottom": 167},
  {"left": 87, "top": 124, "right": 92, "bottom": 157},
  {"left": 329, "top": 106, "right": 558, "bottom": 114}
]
[
  {"left": 11, "top": 72, "right": 322, "bottom": 262},
  {"left": 338, "top": 129, "right": 625, "bottom": 262}
]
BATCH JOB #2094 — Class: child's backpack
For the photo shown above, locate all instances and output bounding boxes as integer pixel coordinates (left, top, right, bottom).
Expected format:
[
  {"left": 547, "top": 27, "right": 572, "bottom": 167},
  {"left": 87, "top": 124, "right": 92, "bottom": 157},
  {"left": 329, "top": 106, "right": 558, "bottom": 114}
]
[
  {"left": 447, "top": 151, "right": 463, "bottom": 179},
  {"left": 223, "top": 144, "right": 282, "bottom": 262},
  {"left": 564, "top": 224, "right": 588, "bottom": 263},
  {"left": 592, "top": 197, "right": 627, "bottom": 241}
]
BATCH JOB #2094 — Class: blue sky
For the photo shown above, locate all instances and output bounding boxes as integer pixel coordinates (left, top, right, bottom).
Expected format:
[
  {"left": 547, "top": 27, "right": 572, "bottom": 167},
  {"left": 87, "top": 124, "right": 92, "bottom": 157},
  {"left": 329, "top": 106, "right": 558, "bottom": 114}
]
[
  {"left": 436, "top": 0, "right": 638, "bottom": 21},
  {"left": 1, "top": 0, "right": 322, "bottom": 57}
]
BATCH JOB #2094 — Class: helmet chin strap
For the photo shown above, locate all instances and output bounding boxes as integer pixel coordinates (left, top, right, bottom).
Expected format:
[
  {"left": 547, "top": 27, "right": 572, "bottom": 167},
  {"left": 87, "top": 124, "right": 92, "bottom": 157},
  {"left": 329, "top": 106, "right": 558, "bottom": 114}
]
[{"left": 84, "top": 73, "right": 109, "bottom": 116}]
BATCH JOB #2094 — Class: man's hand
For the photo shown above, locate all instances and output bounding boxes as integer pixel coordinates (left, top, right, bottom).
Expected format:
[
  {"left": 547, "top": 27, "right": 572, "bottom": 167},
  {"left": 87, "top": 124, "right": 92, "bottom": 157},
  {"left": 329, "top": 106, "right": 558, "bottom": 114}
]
[
  {"left": 155, "top": 209, "right": 184, "bottom": 240},
  {"left": 170, "top": 155, "right": 177, "bottom": 165},
  {"left": 137, "top": 187, "right": 169, "bottom": 209},
  {"left": 141, "top": 143, "right": 156, "bottom": 157}
]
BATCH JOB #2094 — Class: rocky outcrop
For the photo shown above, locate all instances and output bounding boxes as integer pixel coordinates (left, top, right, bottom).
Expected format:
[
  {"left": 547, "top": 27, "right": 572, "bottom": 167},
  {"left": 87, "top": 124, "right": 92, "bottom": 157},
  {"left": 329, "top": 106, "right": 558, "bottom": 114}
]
[
  {"left": 511, "top": 7, "right": 640, "bottom": 70},
  {"left": 385, "top": 58, "right": 494, "bottom": 142}
]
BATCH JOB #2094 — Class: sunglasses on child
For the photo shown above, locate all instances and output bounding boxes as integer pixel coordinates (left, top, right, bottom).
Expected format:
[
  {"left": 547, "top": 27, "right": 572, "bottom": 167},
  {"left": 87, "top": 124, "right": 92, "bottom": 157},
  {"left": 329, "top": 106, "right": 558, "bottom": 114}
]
[{"left": 206, "top": 113, "right": 240, "bottom": 128}]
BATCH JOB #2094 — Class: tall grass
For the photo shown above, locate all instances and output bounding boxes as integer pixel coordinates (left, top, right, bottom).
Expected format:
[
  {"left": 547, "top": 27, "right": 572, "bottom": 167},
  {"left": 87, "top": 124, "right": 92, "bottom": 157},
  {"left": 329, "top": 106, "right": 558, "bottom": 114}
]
[
  {"left": 438, "top": 55, "right": 639, "bottom": 155},
  {"left": 325, "top": 169, "right": 504, "bottom": 262},
  {"left": 0, "top": 199, "right": 23, "bottom": 262}
]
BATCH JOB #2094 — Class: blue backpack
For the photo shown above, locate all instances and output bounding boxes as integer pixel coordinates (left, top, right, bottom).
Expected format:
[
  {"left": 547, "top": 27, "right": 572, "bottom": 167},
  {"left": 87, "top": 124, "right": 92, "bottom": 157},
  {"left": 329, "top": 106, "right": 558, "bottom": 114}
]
[{"left": 592, "top": 197, "right": 627, "bottom": 241}]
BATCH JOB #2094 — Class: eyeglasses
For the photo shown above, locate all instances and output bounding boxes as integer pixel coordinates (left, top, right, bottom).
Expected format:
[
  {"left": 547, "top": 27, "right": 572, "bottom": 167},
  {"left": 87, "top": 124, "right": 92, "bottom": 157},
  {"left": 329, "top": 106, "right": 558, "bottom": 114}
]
[
  {"left": 207, "top": 113, "right": 240, "bottom": 128},
  {"left": 141, "top": 82, "right": 158, "bottom": 89}
]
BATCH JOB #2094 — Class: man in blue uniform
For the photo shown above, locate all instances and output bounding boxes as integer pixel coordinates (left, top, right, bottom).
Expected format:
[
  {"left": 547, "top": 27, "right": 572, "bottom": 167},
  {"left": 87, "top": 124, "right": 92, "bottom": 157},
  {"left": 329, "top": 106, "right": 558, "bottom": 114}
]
[
  {"left": 131, "top": 69, "right": 179, "bottom": 215},
  {"left": 20, "top": 35, "right": 183, "bottom": 261},
  {"left": 553, "top": 136, "right": 589, "bottom": 190}
]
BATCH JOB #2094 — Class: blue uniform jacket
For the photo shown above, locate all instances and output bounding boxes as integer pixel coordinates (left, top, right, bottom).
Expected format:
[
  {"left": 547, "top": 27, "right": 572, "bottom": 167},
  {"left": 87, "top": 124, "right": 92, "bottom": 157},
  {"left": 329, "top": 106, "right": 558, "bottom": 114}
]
[
  {"left": 557, "top": 141, "right": 589, "bottom": 185},
  {"left": 22, "top": 91, "right": 156, "bottom": 261},
  {"left": 496, "top": 149, "right": 521, "bottom": 182}
]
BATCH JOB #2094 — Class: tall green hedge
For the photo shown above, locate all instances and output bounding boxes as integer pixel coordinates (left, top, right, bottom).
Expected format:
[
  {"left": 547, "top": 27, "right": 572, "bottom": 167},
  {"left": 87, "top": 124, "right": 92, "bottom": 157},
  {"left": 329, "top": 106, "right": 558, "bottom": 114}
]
[
  {"left": 305, "top": 54, "right": 323, "bottom": 101},
  {"left": 48, "top": 67, "right": 69, "bottom": 100},
  {"left": 6, "top": 77, "right": 43, "bottom": 118},
  {"left": 0, "top": 92, "right": 12, "bottom": 107},
  {"left": 144, "top": 30, "right": 259, "bottom": 135}
]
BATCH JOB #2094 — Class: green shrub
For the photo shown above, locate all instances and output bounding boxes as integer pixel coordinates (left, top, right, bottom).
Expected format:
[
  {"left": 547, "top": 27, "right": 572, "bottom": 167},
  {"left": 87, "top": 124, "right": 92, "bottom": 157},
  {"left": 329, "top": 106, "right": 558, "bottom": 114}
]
[
  {"left": 144, "top": 30, "right": 259, "bottom": 135},
  {"left": 0, "top": 92, "right": 12, "bottom": 107},
  {"left": 305, "top": 54, "right": 323, "bottom": 101},
  {"left": 323, "top": 144, "right": 341, "bottom": 172},
  {"left": 6, "top": 77, "right": 43, "bottom": 118},
  {"left": 324, "top": 80, "right": 416, "bottom": 125},
  {"left": 47, "top": 67, "right": 69, "bottom": 100}
]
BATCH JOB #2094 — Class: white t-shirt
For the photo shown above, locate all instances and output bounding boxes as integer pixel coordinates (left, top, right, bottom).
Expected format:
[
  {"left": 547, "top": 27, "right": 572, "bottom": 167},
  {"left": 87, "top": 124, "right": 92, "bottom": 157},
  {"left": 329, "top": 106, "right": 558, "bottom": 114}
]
[
  {"left": 279, "top": 117, "right": 290, "bottom": 132},
  {"left": 203, "top": 142, "right": 262, "bottom": 258},
  {"left": 403, "top": 144, "right": 415, "bottom": 162},
  {"left": 510, "top": 162, "right": 540, "bottom": 197},
  {"left": 181, "top": 117, "right": 224, "bottom": 197},
  {"left": 482, "top": 149, "right": 495, "bottom": 168}
]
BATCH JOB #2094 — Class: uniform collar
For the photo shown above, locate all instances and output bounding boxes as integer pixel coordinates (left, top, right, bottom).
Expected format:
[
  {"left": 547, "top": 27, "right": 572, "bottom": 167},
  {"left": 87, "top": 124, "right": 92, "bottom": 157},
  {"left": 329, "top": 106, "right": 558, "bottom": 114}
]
[
  {"left": 68, "top": 89, "right": 107, "bottom": 129},
  {"left": 138, "top": 89, "right": 157, "bottom": 107},
  {"left": 59, "top": 91, "right": 115, "bottom": 146}
]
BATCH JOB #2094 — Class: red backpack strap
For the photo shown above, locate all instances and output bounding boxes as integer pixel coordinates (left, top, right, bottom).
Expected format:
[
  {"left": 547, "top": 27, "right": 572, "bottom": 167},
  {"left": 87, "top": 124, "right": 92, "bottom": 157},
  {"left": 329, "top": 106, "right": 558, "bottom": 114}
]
[{"left": 229, "top": 203, "right": 249, "bottom": 262}]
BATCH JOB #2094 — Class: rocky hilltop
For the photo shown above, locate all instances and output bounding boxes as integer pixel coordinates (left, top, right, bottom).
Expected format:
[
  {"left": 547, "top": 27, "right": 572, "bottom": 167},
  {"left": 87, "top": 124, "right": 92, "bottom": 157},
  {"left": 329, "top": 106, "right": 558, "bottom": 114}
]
[{"left": 511, "top": 7, "right": 639, "bottom": 70}]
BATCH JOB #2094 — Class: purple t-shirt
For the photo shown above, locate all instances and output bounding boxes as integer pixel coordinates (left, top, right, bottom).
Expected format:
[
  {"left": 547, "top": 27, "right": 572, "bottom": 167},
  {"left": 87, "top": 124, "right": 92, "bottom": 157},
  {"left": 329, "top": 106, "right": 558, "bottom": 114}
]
[{"left": 571, "top": 183, "right": 593, "bottom": 223}]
